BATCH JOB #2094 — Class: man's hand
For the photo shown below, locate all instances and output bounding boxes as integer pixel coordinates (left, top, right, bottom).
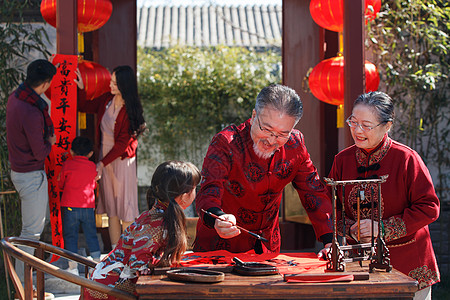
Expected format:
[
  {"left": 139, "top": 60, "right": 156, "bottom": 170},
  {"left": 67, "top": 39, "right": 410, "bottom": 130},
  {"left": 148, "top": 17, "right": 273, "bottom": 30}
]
[
  {"left": 214, "top": 214, "right": 241, "bottom": 239},
  {"left": 317, "top": 243, "right": 332, "bottom": 260},
  {"left": 48, "top": 134, "right": 56, "bottom": 145}
]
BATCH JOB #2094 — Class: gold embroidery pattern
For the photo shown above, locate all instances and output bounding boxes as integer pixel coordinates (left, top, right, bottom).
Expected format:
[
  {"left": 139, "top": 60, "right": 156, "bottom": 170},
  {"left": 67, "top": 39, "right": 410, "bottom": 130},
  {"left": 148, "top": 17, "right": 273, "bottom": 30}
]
[
  {"left": 115, "top": 279, "right": 136, "bottom": 294},
  {"left": 387, "top": 238, "right": 416, "bottom": 248},
  {"left": 408, "top": 265, "right": 440, "bottom": 289},
  {"left": 356, "top": 137, "right": 391, "bottom": 167},
  {"left": 384, "top": 216, "right": 407, "bottom": 242},
  {"left": 86, "top": 288, "right": 108, "bottom": 299}
]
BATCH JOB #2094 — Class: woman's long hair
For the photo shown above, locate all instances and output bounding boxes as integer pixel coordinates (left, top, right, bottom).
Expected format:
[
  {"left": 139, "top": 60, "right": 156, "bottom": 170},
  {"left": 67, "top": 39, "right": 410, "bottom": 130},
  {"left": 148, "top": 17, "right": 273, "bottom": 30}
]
[
  {"left": 113, "top": 65, "right": 146, "bottom": 137},
  {"left": 146, "top": 161, "right": 201, "bottom": 266}
]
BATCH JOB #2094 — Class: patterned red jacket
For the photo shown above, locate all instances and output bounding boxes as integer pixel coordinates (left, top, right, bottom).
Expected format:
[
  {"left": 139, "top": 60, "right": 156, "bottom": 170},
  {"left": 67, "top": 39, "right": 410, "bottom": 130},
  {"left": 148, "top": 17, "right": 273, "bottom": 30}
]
[
  {"left": 194, "top": 119, "right": 333, "bottom": 253},
  {"left": 329, "top": 135, "right": 440, "bottom": 289}
]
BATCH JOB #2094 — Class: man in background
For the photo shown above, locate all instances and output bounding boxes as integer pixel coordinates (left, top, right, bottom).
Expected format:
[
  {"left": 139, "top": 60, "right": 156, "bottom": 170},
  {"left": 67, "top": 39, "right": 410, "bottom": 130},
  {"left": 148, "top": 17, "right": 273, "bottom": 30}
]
[{"left": 6, "top": 59, "right": 56, "bottom": 299}]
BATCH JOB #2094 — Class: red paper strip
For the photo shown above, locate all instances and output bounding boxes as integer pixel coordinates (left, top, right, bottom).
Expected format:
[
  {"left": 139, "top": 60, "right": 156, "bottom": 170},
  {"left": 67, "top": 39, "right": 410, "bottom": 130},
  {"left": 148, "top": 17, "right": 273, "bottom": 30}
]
[
  {"left": 45, "top": 54, "right": 78, "bottom": 261},
  {"left": 285, "top": 274, "right": 354, "bottom": 283},
  {"left": 180, "top": 251, "right": 327, "bottom": 275}
]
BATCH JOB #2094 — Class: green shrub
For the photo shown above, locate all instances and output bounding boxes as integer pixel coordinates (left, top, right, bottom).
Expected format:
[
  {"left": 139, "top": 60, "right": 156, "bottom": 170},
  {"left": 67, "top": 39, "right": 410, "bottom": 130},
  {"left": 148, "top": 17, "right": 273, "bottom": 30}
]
[
  {"left": 137, "top": 46, "right": 281, "bottom": 166},
  {"left": 368, "top": 0, "right": 449, "bottom": 201}
]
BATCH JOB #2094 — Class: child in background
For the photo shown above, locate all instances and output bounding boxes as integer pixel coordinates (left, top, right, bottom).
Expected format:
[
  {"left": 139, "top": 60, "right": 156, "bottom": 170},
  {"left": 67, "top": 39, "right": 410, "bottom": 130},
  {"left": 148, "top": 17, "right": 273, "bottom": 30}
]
[
  {"left": 58, "top": 136, "right": 101, "bottom": 275},
  {"left": 83, "top": 161, "right": 201, "bottom": 299}
]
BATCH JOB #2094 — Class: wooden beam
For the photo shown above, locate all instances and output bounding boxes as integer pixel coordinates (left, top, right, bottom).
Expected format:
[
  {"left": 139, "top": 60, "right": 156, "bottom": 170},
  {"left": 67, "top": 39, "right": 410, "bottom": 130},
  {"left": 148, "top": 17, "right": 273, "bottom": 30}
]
[
  {"left": 56, "top": 0, "right": 77, "bottom": 55},
  {"left": 282, "top": 0, "right": 324, "bottom": 175},
  {"left": 96, "top": 0, "right": 137, "bottom": 72},
  {"left": 343, "top": 0, "right": 365, "bottom": 148}
]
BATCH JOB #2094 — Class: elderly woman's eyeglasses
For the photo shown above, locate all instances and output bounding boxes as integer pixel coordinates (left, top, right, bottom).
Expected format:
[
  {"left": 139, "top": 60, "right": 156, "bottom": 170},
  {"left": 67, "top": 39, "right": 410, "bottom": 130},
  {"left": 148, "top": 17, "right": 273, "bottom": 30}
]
[
  {"left": 256, "top": 114, "right": 291, "bottom": 141},
  {"left": 346, "top": 116, "right": 384, "bottom": 132}
]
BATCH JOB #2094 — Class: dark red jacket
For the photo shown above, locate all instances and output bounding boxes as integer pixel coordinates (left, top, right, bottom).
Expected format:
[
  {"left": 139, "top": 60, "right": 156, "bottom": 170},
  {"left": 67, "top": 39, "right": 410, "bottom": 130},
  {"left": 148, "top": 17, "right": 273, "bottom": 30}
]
[
  {"left": 6, "top": 88, "right": 52, "bottom": 172},
  {"left": 329, "top": 137, "right": 440, "bottom": 289},
  {"left": 77, "top": 90, "right": 138, "bottom": 166}
]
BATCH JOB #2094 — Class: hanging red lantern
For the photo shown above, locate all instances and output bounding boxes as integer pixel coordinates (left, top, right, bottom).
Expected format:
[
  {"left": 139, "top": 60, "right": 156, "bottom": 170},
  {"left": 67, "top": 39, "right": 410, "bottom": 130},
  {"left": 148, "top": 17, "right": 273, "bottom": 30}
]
[
  {"left": 40, "top": 0, "right": 113, "bottom": 33},
  {"left": 309, "top": 0, "right": 344, "bottom": 32},
  {"left": 44, "top": 60, "right": 111, "bottom": 100},
  {"left": 309, "top": 0, "right": 381, "bottom": 32},
  {"left": 78, "top": 60, "right": 111, "bottom": 100},
  {"left": 308, "top": 56, "right": 380, "bottom": 106},
  {"left": 365, "top": 0, "right": 382, "bottom": 22}
]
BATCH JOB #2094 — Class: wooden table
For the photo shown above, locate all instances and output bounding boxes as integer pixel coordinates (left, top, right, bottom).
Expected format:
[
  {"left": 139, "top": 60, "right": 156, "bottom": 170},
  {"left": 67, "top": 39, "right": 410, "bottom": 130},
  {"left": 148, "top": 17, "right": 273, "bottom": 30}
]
[{"left": 136, "top": 262, "right": 418, "bottom": 299}]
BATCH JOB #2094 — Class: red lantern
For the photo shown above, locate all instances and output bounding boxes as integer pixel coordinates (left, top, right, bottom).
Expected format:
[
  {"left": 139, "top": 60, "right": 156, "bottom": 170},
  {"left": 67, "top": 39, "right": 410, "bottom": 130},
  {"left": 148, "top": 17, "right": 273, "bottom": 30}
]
[
  {"left": 78, "top": 60, "right": 111, "bottom": 100},
  {"left": 309, "top": 0, "right": 381, "bottom": 32},
  {"left": 308, "top": 56, "right": 380, "bottom": 106},
  {"left": 45, "top": 60, "right": 111, "bottom": 100},
  {"left": 365, "top": 0, "right": 382, "bottom": 22},
  {"left": 309, "top": 0, "right": 344, "bottom": 32},
  {"left": 40, "top": 0, "right": 113, "bottom": 33}
]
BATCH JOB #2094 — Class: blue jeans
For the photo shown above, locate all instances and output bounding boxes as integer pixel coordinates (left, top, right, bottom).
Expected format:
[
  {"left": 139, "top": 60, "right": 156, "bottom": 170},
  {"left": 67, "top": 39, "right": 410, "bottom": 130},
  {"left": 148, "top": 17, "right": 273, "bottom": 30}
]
[
  {"left": 11, "top": 170, "right": 49, "bottom": 283},
  {"left": 61, "top": 207, "right": 101, "bottom": 259}
]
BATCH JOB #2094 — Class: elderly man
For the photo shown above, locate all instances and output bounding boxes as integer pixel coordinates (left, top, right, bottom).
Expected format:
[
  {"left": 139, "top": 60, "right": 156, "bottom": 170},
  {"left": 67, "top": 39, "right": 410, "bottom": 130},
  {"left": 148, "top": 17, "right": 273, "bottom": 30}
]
[{"left": 194, "top": 84, "right": 332, "bottom": 254}]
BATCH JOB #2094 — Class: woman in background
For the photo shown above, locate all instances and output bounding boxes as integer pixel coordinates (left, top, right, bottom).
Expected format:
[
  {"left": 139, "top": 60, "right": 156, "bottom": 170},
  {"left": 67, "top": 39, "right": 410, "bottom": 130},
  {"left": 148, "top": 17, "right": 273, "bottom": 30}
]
[
  {"left": 76, "top": 65, "right": 146, "bottom": 247},
  {"left": 328, "top": 91, "right": 440, "bottom": 300}
]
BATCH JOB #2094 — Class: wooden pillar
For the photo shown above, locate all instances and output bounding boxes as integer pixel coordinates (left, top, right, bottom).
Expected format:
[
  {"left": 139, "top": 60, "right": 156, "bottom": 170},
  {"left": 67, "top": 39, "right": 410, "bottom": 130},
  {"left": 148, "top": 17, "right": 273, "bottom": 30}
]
[
  {"left": 94, "top": 0, "right": 137, "bottom": 72},
  {"left": 56, "top": 0, "right": 77, "bottom": 55},
  {"left": 342, "top": 0, "right": 365, "bottom": 149},
  {"left": 281, "top": 0, "right": 327, "bottom": 250},
  {"left": 323, "top": 30, "right": 339, "bottom": 175}
]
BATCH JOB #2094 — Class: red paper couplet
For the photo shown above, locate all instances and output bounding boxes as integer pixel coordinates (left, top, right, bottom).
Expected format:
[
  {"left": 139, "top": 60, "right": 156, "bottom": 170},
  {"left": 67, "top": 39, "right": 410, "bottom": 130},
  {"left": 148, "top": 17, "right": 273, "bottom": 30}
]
[{"left": 45, "top": 54, "right": 78, "bottom": 260}]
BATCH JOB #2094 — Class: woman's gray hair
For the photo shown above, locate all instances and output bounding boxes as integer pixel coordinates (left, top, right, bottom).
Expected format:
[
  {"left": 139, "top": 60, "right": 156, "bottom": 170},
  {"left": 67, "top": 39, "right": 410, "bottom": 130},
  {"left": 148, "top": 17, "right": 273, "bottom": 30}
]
[
  {"left": 354, "top": 91, "right": 395, "bottom": 124},
  {"left": 255, "top": 84, "right": 303, "bottom": 122}
]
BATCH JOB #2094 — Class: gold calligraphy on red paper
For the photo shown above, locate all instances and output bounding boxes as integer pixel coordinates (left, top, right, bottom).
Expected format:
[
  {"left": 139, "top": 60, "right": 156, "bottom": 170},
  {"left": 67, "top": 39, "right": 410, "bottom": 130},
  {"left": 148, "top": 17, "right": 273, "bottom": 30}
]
[{"left": 45, "top": 55, "right": 78, "bottom": 259}]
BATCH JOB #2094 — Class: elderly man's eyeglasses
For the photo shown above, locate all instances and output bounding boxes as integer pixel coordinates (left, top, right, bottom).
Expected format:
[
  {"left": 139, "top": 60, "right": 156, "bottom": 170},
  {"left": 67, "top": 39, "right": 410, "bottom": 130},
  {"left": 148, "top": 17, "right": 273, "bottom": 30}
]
[
  {"left": 346, "top": 116, "right": 384, "bottom": 132},
  {"left": 256, "top": 114, "right": 291, "bottom": 141}
]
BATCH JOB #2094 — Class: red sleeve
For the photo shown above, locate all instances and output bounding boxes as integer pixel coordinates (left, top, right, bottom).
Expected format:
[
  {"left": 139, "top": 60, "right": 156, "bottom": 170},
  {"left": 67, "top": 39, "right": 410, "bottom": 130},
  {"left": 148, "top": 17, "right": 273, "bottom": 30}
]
[
  {"left": 195, "top": 134, "right": 230, "bottom": 219},
  {"left": 100, "top": 110, "right": 135, "bottom": 166},
  {"left": 23, "top": 108, "right": 52, "bottom": 162},
  {"left": 77, "top": 89, "right": 110, "bottom": 114},
  {"left": 384, "top": 151, "right": 440, "bottom": 242}
]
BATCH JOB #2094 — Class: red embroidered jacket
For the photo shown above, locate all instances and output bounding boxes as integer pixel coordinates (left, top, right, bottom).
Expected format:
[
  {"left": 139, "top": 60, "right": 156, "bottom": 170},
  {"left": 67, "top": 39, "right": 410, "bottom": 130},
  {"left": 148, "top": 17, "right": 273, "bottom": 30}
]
[
  {"left": 84, "top": 200, "right": 167, "bottom": 299},
  {"left": 194, "top": 119, "right": 333, "bottom": 253},
  {"left": 328, "top": 136, "right": 440, "bottom": 289},
  {"left": 77, "top": 90, "right": 138, "bottom": 166}
]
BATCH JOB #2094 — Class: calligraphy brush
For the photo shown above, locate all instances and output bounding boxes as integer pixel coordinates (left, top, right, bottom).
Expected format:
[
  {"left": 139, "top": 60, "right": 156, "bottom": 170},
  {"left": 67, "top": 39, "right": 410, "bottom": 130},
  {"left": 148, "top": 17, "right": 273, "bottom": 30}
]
[{"left": 201, "top": 209, "right": 269, "bottom": 242}]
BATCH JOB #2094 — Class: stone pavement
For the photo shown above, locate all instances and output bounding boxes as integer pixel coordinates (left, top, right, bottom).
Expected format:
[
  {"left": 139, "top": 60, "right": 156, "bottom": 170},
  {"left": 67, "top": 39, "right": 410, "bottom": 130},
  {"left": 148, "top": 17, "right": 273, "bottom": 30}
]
[{"left": 53, "top": 292, "right": 80, "bottom": 300}]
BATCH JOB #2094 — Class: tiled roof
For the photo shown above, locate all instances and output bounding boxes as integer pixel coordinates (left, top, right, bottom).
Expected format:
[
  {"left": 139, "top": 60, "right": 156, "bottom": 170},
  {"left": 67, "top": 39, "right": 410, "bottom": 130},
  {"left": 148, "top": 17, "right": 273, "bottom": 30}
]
[{"left": 137, "top": 5, "right": 282, "bottom": 49}]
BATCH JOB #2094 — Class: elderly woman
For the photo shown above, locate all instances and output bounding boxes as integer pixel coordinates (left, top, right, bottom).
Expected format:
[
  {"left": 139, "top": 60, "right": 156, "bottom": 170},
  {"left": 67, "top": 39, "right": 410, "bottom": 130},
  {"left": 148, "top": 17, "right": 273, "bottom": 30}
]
[{"left": 328, "top": 91, "right": 440, "bottom": 299}]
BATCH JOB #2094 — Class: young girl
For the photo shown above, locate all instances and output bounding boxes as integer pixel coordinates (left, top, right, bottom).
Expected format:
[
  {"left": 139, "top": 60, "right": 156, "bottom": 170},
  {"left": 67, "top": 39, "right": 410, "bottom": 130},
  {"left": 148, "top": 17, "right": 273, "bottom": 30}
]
[{"left": 84, "top": 161, "right": 201, "bottom": 299}]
